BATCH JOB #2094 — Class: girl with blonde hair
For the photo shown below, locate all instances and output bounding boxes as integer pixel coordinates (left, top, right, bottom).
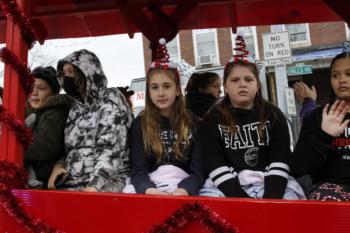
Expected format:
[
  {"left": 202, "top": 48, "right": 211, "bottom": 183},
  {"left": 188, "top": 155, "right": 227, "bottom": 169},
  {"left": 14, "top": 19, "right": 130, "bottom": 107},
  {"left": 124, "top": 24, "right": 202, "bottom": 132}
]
[{"left": 124, "top": 39, "right": 204, "bottom": 196}]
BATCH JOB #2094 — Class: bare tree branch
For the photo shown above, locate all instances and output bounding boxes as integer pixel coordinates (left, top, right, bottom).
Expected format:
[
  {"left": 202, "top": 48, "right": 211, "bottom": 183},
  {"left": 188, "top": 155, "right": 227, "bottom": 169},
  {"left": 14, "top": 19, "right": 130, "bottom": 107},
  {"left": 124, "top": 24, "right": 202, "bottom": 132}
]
[
  {"left": 0, "top": 45, "right": 57, "bottom": 87},
  {"left": 28, "top": 45, "right": 57, "bottom": 69}
]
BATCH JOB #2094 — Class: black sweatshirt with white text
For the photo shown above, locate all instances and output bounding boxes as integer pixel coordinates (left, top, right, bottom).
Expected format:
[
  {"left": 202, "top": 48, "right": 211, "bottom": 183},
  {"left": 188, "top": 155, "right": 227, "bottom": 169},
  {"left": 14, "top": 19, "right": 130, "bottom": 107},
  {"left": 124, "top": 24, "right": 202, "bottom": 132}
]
[{"left": 200, "top": 104, "right": 290, "bottom": 198}]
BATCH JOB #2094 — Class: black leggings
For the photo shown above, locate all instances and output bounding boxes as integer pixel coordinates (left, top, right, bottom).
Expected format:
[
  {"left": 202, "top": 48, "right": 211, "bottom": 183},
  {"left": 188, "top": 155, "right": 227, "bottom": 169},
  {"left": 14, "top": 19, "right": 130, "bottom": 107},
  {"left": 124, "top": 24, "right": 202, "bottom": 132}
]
[{"left": 309, "top": 182, "right": 350, "bottom": 201}]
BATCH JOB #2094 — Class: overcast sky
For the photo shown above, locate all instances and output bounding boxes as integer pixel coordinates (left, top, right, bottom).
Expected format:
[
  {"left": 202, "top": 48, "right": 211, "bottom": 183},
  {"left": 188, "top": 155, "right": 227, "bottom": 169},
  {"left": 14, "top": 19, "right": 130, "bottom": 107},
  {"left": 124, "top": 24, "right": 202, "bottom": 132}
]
[{"left": 0, "top": 33, "right": 146, "bottom": 88}]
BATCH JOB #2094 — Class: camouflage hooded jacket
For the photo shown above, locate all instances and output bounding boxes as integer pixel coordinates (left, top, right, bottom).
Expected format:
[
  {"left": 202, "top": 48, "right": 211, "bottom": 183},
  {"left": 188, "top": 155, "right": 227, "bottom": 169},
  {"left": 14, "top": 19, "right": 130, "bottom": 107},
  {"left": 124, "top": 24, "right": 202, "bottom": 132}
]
[{"left": 57, "top": 49, "right": 133, "bottom": 192}]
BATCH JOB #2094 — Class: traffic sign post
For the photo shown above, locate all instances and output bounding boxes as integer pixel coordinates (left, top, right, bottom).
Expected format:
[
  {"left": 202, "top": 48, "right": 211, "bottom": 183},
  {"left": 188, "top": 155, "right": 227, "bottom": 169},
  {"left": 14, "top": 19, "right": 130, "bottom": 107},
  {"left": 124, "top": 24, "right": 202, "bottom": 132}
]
[
  {"left": 265, "top": 58, "right": 293, "bottom": 67},
  {"left": 287, "top": 63, "right": 313, "bottom": 76},
  {"left": 263, "top": 31, "right": 292, "bottom": 66},
  {"left": 285, "top": 87, "right": 297, "bottom": 116},
  {"left": 264, "top": 27, "right": 292, "bottom": 114}
]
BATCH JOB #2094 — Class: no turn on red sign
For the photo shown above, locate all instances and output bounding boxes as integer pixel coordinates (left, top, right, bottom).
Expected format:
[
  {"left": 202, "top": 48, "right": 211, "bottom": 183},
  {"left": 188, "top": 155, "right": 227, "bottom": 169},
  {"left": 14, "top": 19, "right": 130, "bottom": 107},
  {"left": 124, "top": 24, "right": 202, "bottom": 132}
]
[{"left": 263, "top": 31, "right": 292, "bottom": 66}]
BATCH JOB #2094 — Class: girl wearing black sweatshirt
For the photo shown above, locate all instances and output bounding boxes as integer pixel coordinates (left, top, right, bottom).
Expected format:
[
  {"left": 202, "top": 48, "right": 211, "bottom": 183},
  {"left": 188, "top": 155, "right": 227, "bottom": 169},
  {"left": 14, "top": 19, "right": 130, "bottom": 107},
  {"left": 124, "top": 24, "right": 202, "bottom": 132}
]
[
  {"left": 123, "top": 39, "right": 204, "bottom": 196},
  {"left": 291, "top": 51, "right": 350, "bottom": 201},
  {"left": 199, "top": 54, "right": 305, "bottom": 199},
  {"left": 185, "top": 72, "right": 221, "bottom": 119}
]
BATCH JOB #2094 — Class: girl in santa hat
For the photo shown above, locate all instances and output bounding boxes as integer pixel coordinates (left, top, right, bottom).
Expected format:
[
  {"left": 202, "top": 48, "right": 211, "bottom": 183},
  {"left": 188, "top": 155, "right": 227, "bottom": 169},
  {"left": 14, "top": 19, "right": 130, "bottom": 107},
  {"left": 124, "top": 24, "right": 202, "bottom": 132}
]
[{"left": 124, "top": 38, "right": 204, "bottom": 196}]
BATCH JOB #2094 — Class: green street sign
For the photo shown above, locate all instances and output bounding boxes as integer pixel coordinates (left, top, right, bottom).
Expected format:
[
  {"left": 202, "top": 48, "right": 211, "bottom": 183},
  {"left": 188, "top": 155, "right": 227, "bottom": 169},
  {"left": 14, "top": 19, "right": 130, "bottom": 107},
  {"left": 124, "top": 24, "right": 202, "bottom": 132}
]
[{"left": 287, "top": 64, "right": 313, "bottom": 76}]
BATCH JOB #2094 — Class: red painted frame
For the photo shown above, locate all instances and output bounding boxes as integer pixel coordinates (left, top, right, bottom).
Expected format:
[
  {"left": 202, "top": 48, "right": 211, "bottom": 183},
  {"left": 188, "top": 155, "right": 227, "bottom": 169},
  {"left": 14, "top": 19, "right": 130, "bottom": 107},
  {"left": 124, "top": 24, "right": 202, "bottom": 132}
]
[
  {"left": 0, "top": 0, "right": 29, "bottom": 165},
  {"left": 1, "top": 1, "right": 350, "bottom": 233},
  {"left": 1, "top": 191, "right": 350, "bottom": 233}
]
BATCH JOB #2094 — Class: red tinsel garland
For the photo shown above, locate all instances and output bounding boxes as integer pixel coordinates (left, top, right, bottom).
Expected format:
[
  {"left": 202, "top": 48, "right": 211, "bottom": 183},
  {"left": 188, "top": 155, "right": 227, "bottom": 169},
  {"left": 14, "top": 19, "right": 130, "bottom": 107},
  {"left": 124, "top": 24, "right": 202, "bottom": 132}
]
[
  {"left": 0, "top": 105, "right": 33, "bottom": 149},
  {"left": 0, "top": 1, "right": 57, "bottom": 232},
  {"left": 0, "top": 0, "right": 37, "bottom": 48},
  {"left": 0, "top": 47, "right": 34, "bottom": 96},
  {"left": 0, "top": 160, "right": 27, "bottom": 189},
  {"left": 145, "top": 202, "right": 237, "bottom": 233},
  {"left": 0, "top": 160, "right": 65, "bottom": 233}
]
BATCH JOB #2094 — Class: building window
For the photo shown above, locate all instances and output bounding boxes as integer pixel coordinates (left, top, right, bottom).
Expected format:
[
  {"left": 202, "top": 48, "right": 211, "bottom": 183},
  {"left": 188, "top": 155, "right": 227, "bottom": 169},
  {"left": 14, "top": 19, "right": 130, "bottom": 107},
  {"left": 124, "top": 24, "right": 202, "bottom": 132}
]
[
  {"left": 167, "top": 35, "right": 181, "bottom": 61},
  {"left": 231, "top": 26, "right": 259, "bottom": 60},
  {"left": 345, "top": 23, "right": 350, "bottom": 40},
  {"left": 283, "top": 23, "right": 311, "bottom": 47},
  {"left": 193, "top": 29, "right": 219, "bottom": 66}
]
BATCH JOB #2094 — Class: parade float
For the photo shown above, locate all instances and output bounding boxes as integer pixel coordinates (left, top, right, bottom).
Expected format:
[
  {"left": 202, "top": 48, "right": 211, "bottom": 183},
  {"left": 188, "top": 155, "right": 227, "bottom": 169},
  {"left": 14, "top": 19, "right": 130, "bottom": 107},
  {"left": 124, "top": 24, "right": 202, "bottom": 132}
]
[{"left": 0, "top": 1, "right": 350, "bottom": 232}]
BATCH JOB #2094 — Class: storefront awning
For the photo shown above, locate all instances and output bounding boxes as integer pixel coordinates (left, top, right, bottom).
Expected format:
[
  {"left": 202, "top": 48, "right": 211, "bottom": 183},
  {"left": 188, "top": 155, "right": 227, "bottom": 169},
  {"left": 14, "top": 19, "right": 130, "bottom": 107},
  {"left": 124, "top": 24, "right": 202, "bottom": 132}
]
[{"left": 293, "top": 48, "right": 343, "bottom": 61}]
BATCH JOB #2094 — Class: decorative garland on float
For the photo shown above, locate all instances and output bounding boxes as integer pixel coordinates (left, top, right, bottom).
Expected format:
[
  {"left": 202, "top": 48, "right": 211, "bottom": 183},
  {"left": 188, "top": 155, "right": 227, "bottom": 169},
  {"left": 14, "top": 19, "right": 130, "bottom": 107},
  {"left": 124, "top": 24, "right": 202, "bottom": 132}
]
[
  {"left": 0, "top": 0, "right": 45, "bottom": 48},
  {"left": 0, "top": 1, "right": 64, "bottom": 232},
  {"left": 0, "top": 47, "right": 35, "bottom": 96},
  {"left": 0, "top": 1, "right": 239, "bottom": 233},
  {"left": 145, "top": 202, "right": 237, "bottom": 233},
  {"left": 0, "top": 106, "right": 33, "bottom": 148},
  {"left": 0, "top": 161, "right": 64, "bottom": 233}
]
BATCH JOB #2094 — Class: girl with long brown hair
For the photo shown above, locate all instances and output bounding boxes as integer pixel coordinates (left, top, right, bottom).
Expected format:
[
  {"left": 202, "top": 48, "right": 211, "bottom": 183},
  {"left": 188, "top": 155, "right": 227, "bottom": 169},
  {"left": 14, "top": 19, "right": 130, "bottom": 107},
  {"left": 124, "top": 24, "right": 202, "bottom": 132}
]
[
  {"left": 124, "top": 39, "right": 204, "bottom": 196},
  {"left": 291, "top": 47, "right": 350, "bottom": 201},
  {"left": 199, "top": 34, "right": 305, "bottom": 199},
  {"left": 185, "top": 71, "right": 222, "bottom": 119}
]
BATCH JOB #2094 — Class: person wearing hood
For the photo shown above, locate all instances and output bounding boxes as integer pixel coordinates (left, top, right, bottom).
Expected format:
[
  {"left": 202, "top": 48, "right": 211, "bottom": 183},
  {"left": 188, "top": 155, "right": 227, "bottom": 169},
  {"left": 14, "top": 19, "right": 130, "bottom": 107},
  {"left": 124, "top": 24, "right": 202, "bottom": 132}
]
[
  {"left": 48, "top": 49, "right": 133, "bottom": 192},
  {"left": 185, "top": 72, "right": 221, "bottom": 119},
  {"left": 25, "top": 66, "right": 72, "bottom": 189}
]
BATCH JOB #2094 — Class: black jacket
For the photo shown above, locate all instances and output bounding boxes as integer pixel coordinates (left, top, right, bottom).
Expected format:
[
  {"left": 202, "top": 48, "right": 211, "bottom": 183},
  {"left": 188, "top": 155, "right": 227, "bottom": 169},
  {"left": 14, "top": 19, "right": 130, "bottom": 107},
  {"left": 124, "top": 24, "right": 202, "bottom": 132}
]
[
  {"left": 200, "top": 104, "right": 290, "bottom": 198},
  {"left": 186, "top": 92, "right": 217, "bottom": 119},
  {"left": 24, "top": 94, "right": 72, "bottom": 186},
  {"left": 291, "top": 106, "right": 350, "bottom": 185},
  {"left": 130, "top": 116, "right": 204, "bottom": 195}
]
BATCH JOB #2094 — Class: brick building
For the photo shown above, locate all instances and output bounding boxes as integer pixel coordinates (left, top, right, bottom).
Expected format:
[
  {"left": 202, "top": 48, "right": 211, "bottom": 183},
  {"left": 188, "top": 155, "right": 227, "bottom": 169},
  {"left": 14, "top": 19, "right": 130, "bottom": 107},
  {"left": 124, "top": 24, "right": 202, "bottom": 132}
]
[
  {"left": 141, "top": 22, "right": 350, "bottom": 106},
  {"left": 134, "top": 22, "right": 350, "bottom": 142}
]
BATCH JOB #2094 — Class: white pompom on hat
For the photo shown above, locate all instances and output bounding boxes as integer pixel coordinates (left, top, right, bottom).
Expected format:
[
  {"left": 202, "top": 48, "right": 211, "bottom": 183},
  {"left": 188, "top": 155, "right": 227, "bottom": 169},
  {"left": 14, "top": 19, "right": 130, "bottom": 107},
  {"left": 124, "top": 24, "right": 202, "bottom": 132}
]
[{"left": 149, "top": 38, "right": 177, "bottom": 70}]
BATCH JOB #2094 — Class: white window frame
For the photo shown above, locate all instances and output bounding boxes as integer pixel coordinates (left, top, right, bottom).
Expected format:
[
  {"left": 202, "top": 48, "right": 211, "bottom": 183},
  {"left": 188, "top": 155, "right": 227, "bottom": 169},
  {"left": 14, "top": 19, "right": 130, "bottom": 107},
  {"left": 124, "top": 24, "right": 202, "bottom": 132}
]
[
  {"left": 167, "top": 35, "right": 181, "bottom": 61},
  {"left": 192, "top": 29, "right": 220, "bottom": 66},
  {"left": 345, "top": 23, "right": 350, "bottom": 40},
  {"left": 231, "top": 26, "right": 259, "bottom": 60},
  {"left": 282, "top": 23, "right": 311, "bottom": 48}
]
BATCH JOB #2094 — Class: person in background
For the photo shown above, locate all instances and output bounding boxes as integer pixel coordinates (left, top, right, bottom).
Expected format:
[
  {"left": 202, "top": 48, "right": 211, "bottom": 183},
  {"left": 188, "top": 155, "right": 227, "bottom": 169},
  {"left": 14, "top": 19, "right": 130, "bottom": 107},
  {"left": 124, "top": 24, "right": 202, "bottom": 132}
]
[
  {"left": 199, "top": 34, "right": 305, "bottom": 200},
  {"left": 48, "top": 49, "right": 133, "bottom": 192},
  {"left": 293, "top": 81, "right": 317, "bottom": 123},
  {"left": 291, "top": 50, "right": 350, "bottom": 201},
  {"left": 185, "top": 72, "right": 221, "bottom": 119},
  {"left": 123, "top": 39, "right": 204, "bottom": 196},
  {"left": 25, "top": 66, "right": 72, "bottom": 189}
]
